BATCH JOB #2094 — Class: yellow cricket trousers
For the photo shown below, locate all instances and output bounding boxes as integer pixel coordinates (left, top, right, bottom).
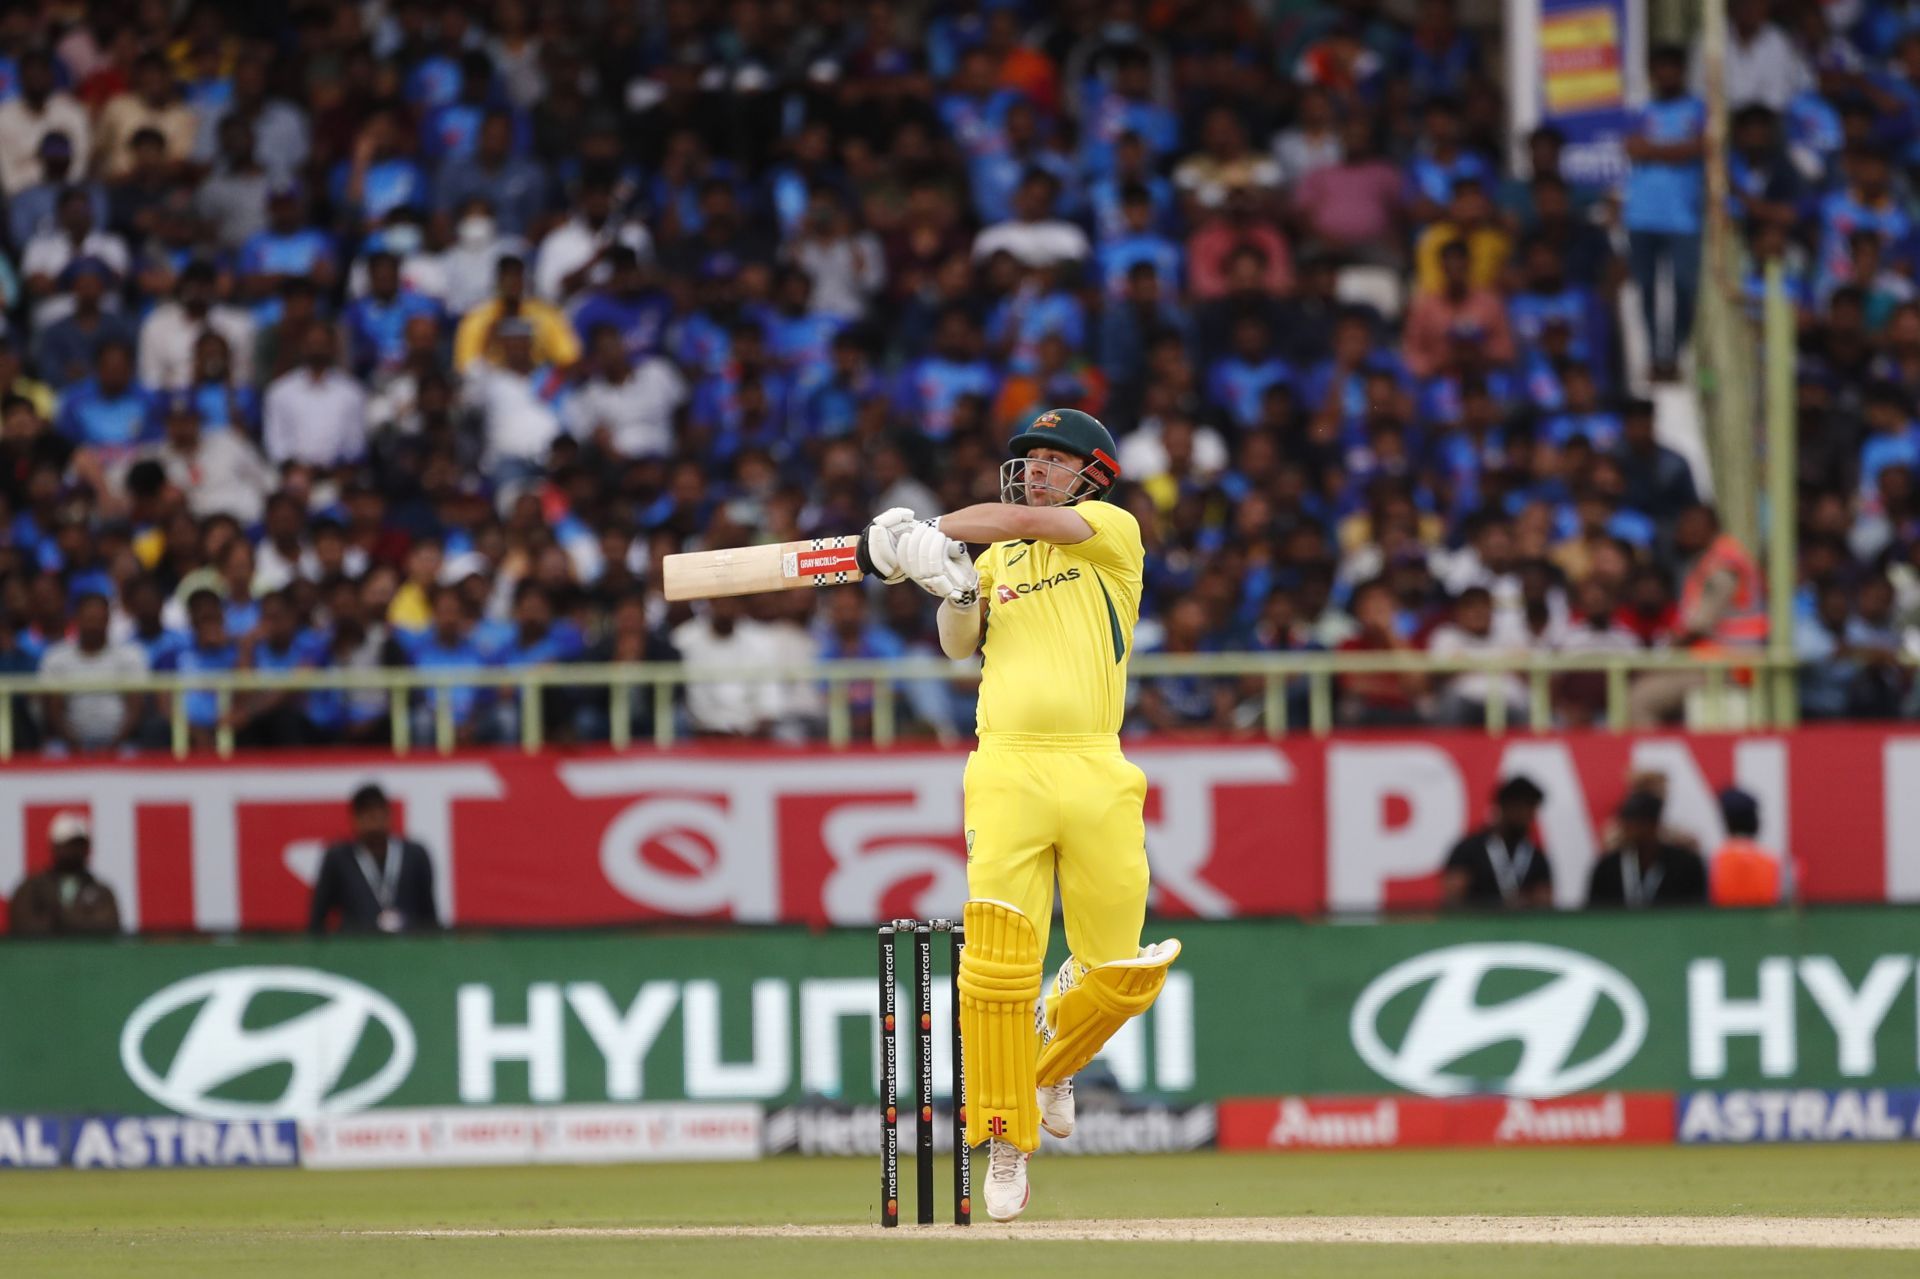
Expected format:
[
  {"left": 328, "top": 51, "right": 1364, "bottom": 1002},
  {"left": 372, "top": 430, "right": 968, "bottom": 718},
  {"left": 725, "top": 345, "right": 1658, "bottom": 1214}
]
[{"left": 961, "top": 731, "right": 1149, "bottom": 967}]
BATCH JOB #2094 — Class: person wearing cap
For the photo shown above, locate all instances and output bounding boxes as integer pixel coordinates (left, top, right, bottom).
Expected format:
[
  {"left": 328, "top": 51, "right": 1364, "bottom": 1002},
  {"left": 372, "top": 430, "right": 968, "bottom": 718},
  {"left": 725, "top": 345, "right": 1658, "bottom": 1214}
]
[
  {"left": 308, "top": 784, "right": 441, "bottom": 935},
  {"left": 0, "top": 49, "right": 91, "bottom": 196},
  {"left": 1588, "top": 788, "right": 1709, "bottom": 908},
  {"left": 1709, "top": 787, "right": 1787, "bottom": 907},
  {"left": 7, "top": 812, "right": 121, "bottom": 936},
  {"left": 1441, "top": 774, "right": 1554, "bottom": 909},
  {"left": 461, "top": 313, "right": 564, "bottom": 484}
]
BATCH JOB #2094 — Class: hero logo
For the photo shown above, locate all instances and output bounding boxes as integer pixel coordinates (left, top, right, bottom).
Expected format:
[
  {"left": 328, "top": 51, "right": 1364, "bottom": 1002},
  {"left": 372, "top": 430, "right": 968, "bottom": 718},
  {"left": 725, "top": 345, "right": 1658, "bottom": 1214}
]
[
  {"left": 120, "top": 967, "right": 416, "bottom": 1120},
  {"left": 1349, "top": 943, "right": 1647, "bottom": 1099}
]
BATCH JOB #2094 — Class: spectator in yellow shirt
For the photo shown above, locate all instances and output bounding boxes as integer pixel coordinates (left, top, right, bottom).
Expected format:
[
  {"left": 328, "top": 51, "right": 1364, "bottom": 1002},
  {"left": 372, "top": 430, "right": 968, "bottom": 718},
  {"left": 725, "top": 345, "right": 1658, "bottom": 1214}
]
[
  {"left": 1413, "top": 178, "right": 1512, "bottom": 296},
  {"left": 452, "top": 255, "right": 581, "bottom": 373}
]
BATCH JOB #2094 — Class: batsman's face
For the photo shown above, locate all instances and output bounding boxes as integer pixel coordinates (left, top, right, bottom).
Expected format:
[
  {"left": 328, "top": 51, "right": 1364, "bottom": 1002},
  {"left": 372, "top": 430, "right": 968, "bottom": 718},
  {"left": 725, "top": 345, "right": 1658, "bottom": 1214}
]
[{"left": 1017, "top": 447, "right": 1085, "bottom": 506}]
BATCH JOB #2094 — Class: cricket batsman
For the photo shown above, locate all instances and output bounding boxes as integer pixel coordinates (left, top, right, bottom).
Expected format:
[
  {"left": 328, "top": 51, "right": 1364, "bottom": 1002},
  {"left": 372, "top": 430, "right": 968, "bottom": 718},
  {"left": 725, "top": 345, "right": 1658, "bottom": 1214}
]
[{"left": 858, "top": 408, "right": 1181, "bottom": 1221}]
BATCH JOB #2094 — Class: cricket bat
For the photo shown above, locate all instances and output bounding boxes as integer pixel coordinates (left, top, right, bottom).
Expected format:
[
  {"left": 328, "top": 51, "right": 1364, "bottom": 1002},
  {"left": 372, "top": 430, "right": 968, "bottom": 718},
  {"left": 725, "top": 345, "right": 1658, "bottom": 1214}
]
[{"left": 663, "top": 536, "right": 868, "bottom": 601}]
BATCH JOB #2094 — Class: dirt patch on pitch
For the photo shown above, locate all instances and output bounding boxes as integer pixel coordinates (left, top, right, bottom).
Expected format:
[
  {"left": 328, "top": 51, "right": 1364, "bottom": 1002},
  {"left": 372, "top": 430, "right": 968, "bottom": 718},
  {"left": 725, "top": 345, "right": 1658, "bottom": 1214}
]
[{"left": 368, "top": 1216, "right": 1920, "bottom": 1249}]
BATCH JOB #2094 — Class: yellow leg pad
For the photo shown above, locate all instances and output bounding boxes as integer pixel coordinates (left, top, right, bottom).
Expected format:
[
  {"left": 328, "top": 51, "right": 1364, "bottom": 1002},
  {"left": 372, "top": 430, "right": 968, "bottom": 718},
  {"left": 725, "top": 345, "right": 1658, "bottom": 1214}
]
[
  {"left": 959, "top": 899, "right": 1042, "bottom": 1152},
  {"left": 1035, "top": 940, "right": 1182, "bottom": 1087}
]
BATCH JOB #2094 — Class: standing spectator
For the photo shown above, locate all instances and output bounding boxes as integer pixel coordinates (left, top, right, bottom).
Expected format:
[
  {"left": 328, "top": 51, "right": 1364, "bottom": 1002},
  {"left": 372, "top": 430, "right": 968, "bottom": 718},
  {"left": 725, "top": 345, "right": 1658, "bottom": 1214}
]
[
  {"left": 1441, "top": 775, "right": 1553, "bottom": 909},
  {"left": 263, "top": 326, "right": 368, "bottom": 469},
  {"left": 1624, "top": 45, "right": 1706, "bottom": 381},
  {"left": 7, "top": 813, "right": 120, "bottom": 936},
  {"left": 308, "top": 783, "right": 441, "bottom": 934},
  {"left": 789, "top": 190, "right": 886, "bottom": 321},
  {"left": 1709, "top": 786, "right": 1786, "bottom": 906},
  {"left": 0, "top": 49, "right": 91, "bottom": 196},
  {"left": 39, "top": 594, "right": 150, "bottom": 755},
  {"left": 1292, "top": 115, "right": 1405, "bottom": 263},
  {"left": 1588, "top": 788, "right": 1709, "bottom": 908}
]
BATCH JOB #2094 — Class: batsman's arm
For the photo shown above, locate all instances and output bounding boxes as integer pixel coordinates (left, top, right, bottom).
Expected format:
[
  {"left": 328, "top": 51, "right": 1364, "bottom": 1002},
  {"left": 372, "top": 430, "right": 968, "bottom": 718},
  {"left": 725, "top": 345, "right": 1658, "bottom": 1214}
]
[
  {"left": 937, "top": 595, "right": 983, "bottom": 660},
  {"left": 931, "top": 502, "right": 1092, "bottom": 547}
]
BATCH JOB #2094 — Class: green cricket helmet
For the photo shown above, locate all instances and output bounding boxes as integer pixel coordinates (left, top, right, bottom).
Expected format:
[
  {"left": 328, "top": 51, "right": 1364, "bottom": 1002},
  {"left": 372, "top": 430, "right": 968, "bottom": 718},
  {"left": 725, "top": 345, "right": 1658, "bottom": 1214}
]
[{"left": 1001, "top": 407, "right": 1122, "bottom": 505}]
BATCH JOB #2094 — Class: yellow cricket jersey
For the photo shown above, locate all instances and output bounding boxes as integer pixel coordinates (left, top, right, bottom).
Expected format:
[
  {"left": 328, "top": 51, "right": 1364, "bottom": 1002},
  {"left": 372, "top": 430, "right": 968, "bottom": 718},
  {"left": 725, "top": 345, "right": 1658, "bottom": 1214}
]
[{"left": 973, "top": 501, "right": 1143, "bottom": 737}]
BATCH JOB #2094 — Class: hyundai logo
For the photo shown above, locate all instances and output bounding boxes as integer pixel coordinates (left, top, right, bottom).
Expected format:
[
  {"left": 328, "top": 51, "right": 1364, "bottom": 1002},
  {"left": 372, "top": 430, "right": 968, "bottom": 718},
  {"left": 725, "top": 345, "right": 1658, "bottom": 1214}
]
[
  {"left": 120, "top": 967, "right": 415, "bottom": 1120},
  {"left": 1349, "top": 943, "right": 1647, "bottom": 1098}
]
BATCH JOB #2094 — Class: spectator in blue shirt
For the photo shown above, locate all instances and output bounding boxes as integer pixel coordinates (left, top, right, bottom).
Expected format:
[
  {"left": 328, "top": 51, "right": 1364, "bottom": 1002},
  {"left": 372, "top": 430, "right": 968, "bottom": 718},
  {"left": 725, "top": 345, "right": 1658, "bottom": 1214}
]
[
  {"left": 894, "top": 308, "right": 996, "bottom": 440},
  {"left": 238, "top": 183, "right": 337, "bottom": 303},
  {"left": 1858, "top": 382, "right": 1920, "bottom": 498},
  {"left": 802, "top": 328, "right": 883, "bottom": 440},
  {"left": 433, "top": 109, "right": 547, "bottom": 237},
  {"left": 1404, "top": 96, "right": 1493, "bottom": 224},
  {"left": 345, "top": 250, "right": 444, "bottom": 378},
  {"left": 169, "top": 587, "right": 240, "bottom": 749},
  {"left": 1624, "top": 45, "right": 1706, "bottom": 379},
  {"left": 120, "top": 575, "right": 187, "bottom": 674},
  {"left": 1207, "top": 313, "right": 1292, "bottom": 430},
  {"left": 332, "top": 109, "right": 429, "bottom": 232},
  {"left": 1080, "top": 47, "right": 1180, "bottom": 179},
  {"left": 569, "top": 247, "right": 672, "bottom": 363},
  {"left": 55, "top": 339, "right": 154, "bottom": 455},
  {"left": 494, "top": 581, "right": 585, "bottom": 743},
  {"left": 406, "top": 585, "right": 493, "bottom": 747},
  {"left": 1088, "top": 131, "right": 1176, "bottom": 243},
  {"left": 236, "top": 589, "right": 324, "bottom": 747},
  {"left": 1096, "top": 183, "right": 1183, "bottom": 298},
  {"left": 764, "top": 266, "right": 845, "bottom": 396},
  {"left": 1539, "top": 365, "right": 1623, "bottom": 451},
  {"left": 1814, "top": 147, "right": 1911, "bottom": 298},
  {"left": 34, "top": 258, "right": 133, "bottom": 390},
  {"left": 968, "top": 98, "right": 1079, "bottom": 227}
]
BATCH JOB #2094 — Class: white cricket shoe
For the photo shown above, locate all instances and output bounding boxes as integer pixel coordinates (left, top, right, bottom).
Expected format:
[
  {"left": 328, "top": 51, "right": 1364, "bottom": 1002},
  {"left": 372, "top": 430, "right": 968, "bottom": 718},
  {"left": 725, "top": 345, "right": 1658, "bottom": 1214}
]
[
  {"left": 1038, "top": 1075, "right": 1074, "bottom": 1139},
  {"left": 1036, "top": 981, "right": 1075, "bottom": 1139},
  {"left": 983, "top": 1138, "right": 1031, "bottom": 1222}
]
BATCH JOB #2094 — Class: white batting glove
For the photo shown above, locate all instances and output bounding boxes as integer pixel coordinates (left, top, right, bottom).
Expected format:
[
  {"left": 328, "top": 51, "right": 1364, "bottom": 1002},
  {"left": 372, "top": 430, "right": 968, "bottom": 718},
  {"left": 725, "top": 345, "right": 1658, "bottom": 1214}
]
[
  {"left": 861, "top": 507, "right": 916, "bottom": 584},
  {"left": 942, "top": 541, "right": 979, "bottom": 609},
  {"left": 899, "top": 522, "right": 967, "bottom": 599}
]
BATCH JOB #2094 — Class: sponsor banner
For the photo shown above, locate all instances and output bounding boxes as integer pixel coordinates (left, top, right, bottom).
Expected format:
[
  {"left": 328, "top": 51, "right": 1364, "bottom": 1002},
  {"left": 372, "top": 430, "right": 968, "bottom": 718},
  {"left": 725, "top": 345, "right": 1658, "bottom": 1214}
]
[
  {"left": 1, "top": 727, "right": 1915, "bottom": 934},
  {"left": 1677, "top": 1089, "right": 1920, "bottom": 1145},
  {"left": 1218, "top": 1092, "right": 1672, "bottom": 1151},
  {"left": 299, "top": 1103, "right": 762, "bottom": 1169},
  {"left": 766, "top": 1099, "right": 1216, "bottom": 1158},
  {"left": 0, "top": 1115, "right": 298, "bottom": 1169},
  {"left": 1508, "top": 0, "right": 1647, "bottom": 187},
  {"left": 8, "top": 910, "right": 1920, "bottom": 1118}
]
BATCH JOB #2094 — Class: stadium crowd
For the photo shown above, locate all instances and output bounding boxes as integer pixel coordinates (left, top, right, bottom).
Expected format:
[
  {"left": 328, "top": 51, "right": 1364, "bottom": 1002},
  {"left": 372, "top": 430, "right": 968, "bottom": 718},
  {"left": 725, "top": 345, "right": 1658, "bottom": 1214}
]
[{"left": 0, "top": 0, "right": 1916, "bottom": 751}]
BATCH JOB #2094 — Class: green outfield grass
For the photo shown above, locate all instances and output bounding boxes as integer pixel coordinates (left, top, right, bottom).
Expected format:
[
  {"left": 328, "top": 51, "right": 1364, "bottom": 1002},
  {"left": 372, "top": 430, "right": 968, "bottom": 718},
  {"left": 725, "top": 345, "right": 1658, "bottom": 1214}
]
[{"left": 5, "top": 1146, "right": 1919, "bottom": 1278}]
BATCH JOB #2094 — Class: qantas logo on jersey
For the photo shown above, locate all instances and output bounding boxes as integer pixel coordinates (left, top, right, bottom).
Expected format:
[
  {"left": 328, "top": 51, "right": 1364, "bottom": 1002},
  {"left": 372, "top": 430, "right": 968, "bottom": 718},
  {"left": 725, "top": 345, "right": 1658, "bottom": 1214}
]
[{"left": 993, "top": 568, "right": 1081, "bottom": 605}]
